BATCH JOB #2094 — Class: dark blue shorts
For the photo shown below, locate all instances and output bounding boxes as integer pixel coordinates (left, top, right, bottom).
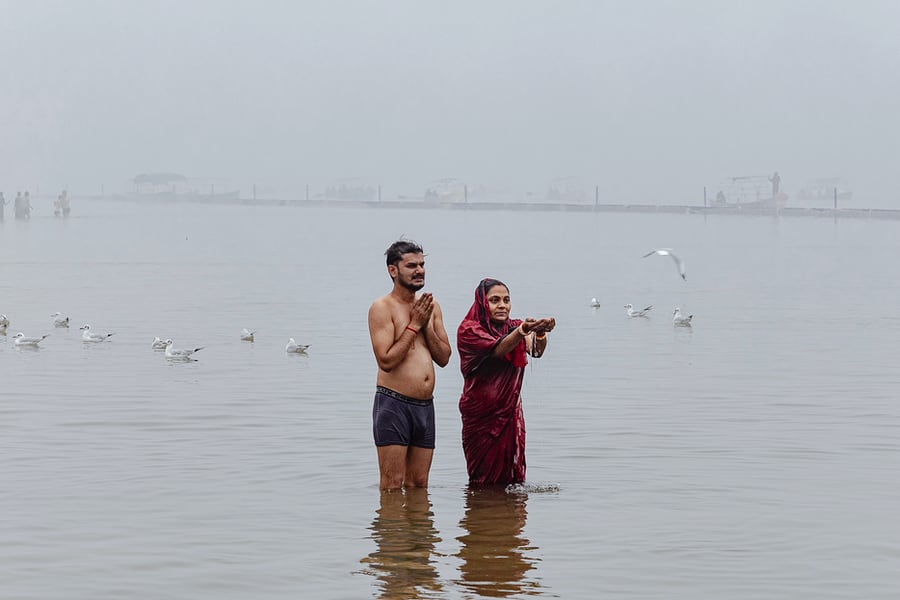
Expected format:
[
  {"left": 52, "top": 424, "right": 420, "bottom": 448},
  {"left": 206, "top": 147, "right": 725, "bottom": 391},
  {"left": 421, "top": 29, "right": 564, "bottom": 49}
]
[{"left": 372, "top": 386, "right": 435, "bottom": 449}]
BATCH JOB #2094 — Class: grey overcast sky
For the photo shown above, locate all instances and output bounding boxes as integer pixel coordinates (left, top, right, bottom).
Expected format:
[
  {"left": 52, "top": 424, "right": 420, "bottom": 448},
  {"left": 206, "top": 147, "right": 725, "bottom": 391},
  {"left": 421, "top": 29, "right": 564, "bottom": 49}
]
[{"left": 1, "top": 0, "right": 898, "bottom": 202}]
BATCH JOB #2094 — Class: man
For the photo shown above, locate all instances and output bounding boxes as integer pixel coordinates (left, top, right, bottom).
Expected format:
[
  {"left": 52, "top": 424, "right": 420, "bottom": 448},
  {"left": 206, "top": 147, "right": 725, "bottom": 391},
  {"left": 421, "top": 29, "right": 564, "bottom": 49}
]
[
  {"left": 769, "top": 171, "right": 781, "bottom": 196},
  {"left": 21, "top": 191, "right": 32, "bottom": 219},
  {"left": 368, "top": 240, "right": 451, "bottom": 490}
]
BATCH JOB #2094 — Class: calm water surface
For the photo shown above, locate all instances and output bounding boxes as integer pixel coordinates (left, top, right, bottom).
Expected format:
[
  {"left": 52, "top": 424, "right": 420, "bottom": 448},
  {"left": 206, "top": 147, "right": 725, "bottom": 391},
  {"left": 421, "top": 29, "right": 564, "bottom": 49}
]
[{"left": 2, "top": 200, "right": 899, "bottom": 599}]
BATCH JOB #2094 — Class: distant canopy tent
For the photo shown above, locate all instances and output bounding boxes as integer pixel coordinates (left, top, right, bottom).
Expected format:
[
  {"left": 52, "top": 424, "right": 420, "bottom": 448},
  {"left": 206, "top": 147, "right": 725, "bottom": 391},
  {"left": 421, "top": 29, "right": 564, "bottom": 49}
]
[{"left": 133, "top": 172, "right": 188, "bottom": 192}]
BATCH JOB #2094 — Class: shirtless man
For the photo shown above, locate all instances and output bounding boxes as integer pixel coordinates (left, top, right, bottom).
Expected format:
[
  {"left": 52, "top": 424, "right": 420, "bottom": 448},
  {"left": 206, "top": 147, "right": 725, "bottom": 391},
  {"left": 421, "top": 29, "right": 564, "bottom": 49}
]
[{"left": 368, "top": 240, "right": 451, "bottom": 490}]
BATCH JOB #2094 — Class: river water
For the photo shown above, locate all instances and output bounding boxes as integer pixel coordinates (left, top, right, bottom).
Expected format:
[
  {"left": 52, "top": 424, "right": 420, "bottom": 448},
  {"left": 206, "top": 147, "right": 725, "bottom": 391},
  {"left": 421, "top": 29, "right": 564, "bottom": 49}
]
[{"left": 2, "top": 199, "right": 899, "bottom": 599}]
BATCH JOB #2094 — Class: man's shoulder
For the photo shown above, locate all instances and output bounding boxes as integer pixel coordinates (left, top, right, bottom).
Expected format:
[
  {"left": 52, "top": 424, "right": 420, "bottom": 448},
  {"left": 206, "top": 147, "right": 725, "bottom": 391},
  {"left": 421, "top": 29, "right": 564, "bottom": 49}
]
[
  {"left": 370, "top": 293, "right": 391, "bottom": 307},
  {"left": 369, "top": 293, "right": 396, "bottom": 315}
]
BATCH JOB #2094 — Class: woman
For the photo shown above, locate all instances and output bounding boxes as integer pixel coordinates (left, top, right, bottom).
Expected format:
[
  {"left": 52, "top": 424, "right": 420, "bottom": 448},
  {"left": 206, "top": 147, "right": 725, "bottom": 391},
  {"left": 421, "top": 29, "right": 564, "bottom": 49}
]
[{"left": 457, "top": 278, "right": 555, "bottom": 486}]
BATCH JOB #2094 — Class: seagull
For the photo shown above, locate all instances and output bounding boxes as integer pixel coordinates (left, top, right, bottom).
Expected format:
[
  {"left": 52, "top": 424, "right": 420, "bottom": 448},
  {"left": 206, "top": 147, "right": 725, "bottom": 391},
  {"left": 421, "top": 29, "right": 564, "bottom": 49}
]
[
  {"left": 165, "top": 339, "right": 204, "bottom": 360},
  {"left": 673, "top": 307, "right": 693, "bottom": 326},
  {"left": 625, "top": 303, "right": 653, "bottom": 317},
  {"left": 0, "top": 314, "right": 9, "bottom": 331},
  {"left": 590, "top": 297, "right": 601, "bottom": 308},
  {"left": 51, "top": 312, "right": 70, "bottom": 328},
  {"left": 151, "top": 336, "right": 168, "bottom": 350},
  {"left": 13, "top": 332, "right": 49, "bottom": 347},
  {"left": 240, "top": 328, "right": 255, "bottom": 342},
  {"left": 80, "top": 323, "right": 115, "bottom": 342},
  {"left": 642, "top": 248, "right": 686, "bottom": 280},
  {"left": 285, "top": 338, "right": 310, "bottom": 353}
]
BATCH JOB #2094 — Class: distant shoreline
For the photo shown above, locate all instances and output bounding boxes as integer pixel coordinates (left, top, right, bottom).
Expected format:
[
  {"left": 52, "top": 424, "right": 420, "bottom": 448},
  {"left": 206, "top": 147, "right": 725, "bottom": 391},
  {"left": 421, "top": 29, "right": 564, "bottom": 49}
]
[{"left": 78, "top": 194, "right": 900, "bottom": 220}]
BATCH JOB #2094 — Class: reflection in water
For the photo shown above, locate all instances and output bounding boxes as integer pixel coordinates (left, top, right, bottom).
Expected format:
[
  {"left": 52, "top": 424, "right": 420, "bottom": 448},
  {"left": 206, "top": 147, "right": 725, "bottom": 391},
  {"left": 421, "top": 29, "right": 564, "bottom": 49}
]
[
  {"left": 361, "top": 488, "right": 443, "bottom": 599},
  {"left": 456, "top": 487, "right": 542, "bottom": 597}
]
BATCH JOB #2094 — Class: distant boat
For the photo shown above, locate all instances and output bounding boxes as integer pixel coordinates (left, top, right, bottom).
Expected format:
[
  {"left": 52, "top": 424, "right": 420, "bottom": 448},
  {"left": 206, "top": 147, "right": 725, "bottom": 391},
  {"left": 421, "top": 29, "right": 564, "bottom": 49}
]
[
  {"left": 424, "top": 178, "right": 466, "bottom": 203},
  {"left": 126, "top": 190, "right": 241, "bottom": 203},
  {"left": 545, "top": 176, "right": 588, "bottom": 204},
  {"left": 324, "top": 177, "right": 379, "bottom": 202},
  {"left": 712, "top": 175, "right": 788, "bottom": 209},
  {"left": 129, "top": 172, "right": 240, "bottom": 203},
  {"left": 712, "top": 193, "right": 788, "bottom": 210},
  {"left": 798, "top": 177, "right": 852, "bottom": 203}
]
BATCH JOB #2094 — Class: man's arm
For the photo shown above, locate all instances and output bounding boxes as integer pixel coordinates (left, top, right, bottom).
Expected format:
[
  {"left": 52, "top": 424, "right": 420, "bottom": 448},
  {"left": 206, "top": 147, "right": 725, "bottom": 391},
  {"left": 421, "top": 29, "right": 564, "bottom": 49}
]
[
  {"left": 422, "top": 301, "right": 451, "bottom": 367},
  {"left": 368, "top": 299, "right": 417, "bottom": 373}
]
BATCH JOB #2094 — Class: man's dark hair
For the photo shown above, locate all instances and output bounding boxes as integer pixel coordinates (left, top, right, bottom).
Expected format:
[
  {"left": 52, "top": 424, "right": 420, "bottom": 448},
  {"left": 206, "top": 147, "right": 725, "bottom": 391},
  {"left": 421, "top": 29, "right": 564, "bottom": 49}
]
[{"left": 385, "top": 240, "right": 424, "bottom": 266}]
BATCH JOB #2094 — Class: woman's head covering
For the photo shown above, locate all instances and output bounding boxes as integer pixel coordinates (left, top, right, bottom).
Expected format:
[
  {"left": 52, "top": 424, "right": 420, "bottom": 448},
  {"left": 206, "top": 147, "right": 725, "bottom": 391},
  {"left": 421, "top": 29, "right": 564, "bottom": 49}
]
[
  {"left": 459, "top": 277, "right": 526, "bottom": 368},
  {"left": 463, "top": 278, "right": 505, "bottom": 336}
]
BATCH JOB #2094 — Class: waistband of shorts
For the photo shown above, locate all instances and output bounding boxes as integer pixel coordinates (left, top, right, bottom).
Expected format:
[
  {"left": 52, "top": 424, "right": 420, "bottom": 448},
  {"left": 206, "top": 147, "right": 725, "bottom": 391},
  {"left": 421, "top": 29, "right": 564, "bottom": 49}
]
[{"left": 376, "top": 386, "right": 434, "bottom": 406}]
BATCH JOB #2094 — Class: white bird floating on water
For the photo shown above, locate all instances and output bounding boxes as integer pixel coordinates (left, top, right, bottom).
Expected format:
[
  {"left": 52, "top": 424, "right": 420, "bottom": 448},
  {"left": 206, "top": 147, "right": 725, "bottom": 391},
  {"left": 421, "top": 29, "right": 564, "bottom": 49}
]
[
  {"left": 642, "top": 248, "right": 686, "bottom": 280},
  {"left": 0, "top": 314, "right": 9, "bottom": 331},
  {"left": 240, "top": 328, "right": 255, "bottom": 342},
  {"left": 80, "top": 323, "right": 115, "bottom": 342},
  {"left": 673, "top": 307, "right": 693, "bottom": 326},
  {"left": 151, "top": 336, "right": 168, "bottom": 350},
  {"left": 285, "top": 338, "right": 310, "bottom": 353},
  {"left": 51, "top": 312, "right": 70, "bottom": 328},
  {"left": 625, "top": 303, "right": 653, "bottom": 318},
  {"left": 13, "top": 332, "right": 49, "bottom": 347},
  {"left": 165, "top": 339, "right": 204, "bottom": 360},
  {"left": 590, "top": 297, "right": 601, "bottom": 308}
]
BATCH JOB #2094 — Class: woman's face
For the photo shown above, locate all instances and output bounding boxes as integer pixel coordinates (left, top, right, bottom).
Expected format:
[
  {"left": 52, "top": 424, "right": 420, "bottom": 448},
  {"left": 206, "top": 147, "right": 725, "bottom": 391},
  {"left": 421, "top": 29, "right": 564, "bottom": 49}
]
[{"left": 485, "top": 284, "right": 511, "bottom": 324}]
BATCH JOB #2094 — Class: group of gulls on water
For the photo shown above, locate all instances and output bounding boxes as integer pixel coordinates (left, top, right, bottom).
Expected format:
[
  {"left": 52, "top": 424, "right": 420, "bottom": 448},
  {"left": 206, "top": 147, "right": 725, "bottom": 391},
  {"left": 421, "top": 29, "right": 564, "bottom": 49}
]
[
  {"left": 0, "top": 313, "right": 309, "bottom": 359},
  {"left": 591, "top": 248, "right": 693, "bottom": 327},
  {"left": 5, "top": 248, "right": 689, "bottom": 348}
]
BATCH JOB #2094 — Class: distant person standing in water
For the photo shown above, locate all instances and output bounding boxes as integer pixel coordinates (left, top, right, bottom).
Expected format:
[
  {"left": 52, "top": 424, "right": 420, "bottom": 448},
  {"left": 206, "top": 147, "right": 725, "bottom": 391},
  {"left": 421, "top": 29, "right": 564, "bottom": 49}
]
[
  {"left": 368, "top": 240, "right": 452, "bottom": 490},
  {"left": 60, "top": 189, "right": 71, "bottom": 217},
  {"left": 0, "top": 192, "right": 6, "bottom": 220},
  {"left": 53, "top": 190, "right": 70, "bottom": 217},
  {"left": 456, "top": 278, "right": 556, "bottom": 486},
  {"left": 14, "top": 191, "right": 25, "bottom": 219},
  {"left": 769, "top": 171, "right": 781, "bottom": 196}
]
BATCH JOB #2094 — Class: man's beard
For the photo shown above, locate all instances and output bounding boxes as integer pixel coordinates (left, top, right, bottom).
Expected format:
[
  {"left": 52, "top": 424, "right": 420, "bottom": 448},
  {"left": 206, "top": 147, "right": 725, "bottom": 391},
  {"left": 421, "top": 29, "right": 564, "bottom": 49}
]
[{"left": 399, "top": 276, "right": 425, "bottom": 292}]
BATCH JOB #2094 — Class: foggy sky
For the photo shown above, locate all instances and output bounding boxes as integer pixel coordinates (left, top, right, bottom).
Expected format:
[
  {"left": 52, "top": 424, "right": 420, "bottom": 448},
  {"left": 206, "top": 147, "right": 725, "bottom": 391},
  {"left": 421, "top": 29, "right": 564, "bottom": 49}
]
[{"left": 2, "top": 0, "right": 898, "bottom": 203}]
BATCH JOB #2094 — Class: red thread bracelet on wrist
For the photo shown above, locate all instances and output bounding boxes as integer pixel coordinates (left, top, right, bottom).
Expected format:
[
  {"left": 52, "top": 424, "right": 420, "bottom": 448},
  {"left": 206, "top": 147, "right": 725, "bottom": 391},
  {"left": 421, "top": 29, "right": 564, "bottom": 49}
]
[{"left": 406, "top": 326, "right": 419, "bottom": 334}]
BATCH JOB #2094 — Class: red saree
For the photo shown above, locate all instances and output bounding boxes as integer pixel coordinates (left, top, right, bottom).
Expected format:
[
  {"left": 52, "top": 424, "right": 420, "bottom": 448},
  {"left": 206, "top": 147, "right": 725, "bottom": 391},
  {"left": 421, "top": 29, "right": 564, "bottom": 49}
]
[{"left": 457, "top": 278, "right": 528, "bottom": 486}]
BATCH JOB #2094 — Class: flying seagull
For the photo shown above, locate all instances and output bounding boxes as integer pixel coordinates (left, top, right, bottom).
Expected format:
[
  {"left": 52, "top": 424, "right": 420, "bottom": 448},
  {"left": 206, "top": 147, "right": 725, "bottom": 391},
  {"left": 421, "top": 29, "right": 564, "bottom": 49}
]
[{"left": 642, "top": 248, "right": 686, "bottom": 280}]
